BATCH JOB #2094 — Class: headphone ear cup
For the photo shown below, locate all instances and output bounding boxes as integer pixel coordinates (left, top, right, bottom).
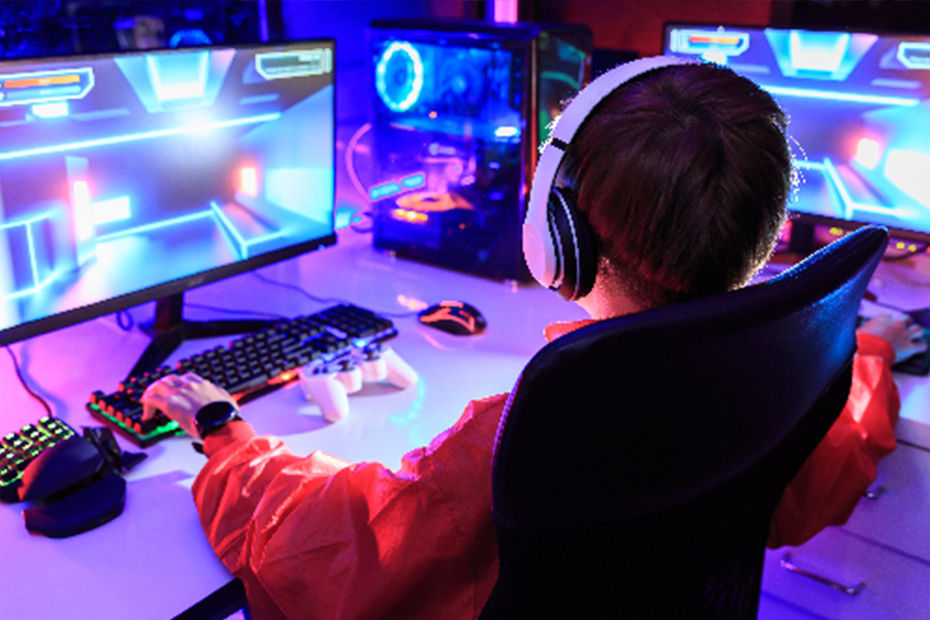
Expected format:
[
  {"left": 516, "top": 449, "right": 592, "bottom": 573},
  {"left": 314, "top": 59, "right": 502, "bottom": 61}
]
[{"left": 548, "top": 186, "right": 598, "bottom": 301}]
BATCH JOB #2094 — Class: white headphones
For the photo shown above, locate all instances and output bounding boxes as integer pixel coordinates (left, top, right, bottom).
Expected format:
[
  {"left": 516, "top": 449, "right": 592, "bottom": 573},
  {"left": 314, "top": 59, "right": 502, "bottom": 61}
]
[{"left": 523, "top": 55, "right": 696, "bottom": 300}]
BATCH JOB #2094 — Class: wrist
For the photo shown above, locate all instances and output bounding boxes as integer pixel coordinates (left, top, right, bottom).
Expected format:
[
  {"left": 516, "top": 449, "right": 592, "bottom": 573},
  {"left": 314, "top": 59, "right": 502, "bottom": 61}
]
[{"left": 194, "top": 401, "right": 242, "bottom": 440}]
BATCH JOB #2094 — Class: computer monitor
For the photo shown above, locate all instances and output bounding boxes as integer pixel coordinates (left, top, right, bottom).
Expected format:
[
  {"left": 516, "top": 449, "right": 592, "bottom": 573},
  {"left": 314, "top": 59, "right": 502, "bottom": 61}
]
[
  {"left": 663, "top": 23, "right": 930, "bottom": 249},
  {"left": 0, "top": 39, "right": 337, "bottom": 375}
]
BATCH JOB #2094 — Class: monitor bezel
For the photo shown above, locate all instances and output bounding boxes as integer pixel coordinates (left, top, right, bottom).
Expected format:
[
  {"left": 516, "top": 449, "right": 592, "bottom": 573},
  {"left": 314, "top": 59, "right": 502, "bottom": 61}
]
[
  {"left": 661, "top": 20, "right": 930, "bottom": 245},
  {"left": 0, "top": 38, "right": 338, "bottom": 346}
]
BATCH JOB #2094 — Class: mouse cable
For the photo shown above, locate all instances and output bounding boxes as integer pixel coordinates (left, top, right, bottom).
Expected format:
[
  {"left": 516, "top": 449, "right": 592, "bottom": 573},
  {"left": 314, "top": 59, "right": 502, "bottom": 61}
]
[
  {"left": 4, "top": 345, "right": 54, "bottom": 418},
  {"left": 251, "top": 270, "right": 419, "bottom": 319}
]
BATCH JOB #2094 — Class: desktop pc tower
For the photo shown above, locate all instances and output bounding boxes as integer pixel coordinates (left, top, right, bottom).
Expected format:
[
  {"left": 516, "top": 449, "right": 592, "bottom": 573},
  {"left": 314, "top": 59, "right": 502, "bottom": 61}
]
[{"left": 367, "top": 19, "right": 592, "bottom": 281}]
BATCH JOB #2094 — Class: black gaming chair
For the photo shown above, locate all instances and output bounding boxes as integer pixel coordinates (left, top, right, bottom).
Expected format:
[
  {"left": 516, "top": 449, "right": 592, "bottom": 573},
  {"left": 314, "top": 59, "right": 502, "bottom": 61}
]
[{"left": 481, "top": 226, "right": 889, "bottom": 619}]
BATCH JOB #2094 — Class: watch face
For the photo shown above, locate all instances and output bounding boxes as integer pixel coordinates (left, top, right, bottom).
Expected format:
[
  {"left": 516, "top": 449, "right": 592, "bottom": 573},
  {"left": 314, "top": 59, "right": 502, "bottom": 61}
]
[{"left": 196, "top": 401, "right": 238, "bottom": 437}]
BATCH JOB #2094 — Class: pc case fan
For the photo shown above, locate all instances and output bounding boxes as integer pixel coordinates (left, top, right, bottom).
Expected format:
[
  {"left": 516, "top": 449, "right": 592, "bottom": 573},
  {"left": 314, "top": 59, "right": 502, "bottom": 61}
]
[{"left": 368, "top": 18, "right": 592, "bottom": 281}]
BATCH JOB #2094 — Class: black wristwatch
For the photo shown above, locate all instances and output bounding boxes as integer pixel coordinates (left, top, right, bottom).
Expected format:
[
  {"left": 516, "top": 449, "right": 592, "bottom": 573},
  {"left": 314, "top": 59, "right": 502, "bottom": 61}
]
[{"left": 194, "top": 401, "right": 242, "bottom": 439}]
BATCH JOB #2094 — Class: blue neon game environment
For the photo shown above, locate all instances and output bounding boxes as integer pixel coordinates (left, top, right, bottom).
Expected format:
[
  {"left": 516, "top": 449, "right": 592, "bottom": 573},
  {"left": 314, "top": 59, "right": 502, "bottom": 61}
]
[
  {"left": 664, "top": 24, "right": 930, "bottom": 241},
  {"left": 0, "top": 40, "right": 335, "bottom": 339}
]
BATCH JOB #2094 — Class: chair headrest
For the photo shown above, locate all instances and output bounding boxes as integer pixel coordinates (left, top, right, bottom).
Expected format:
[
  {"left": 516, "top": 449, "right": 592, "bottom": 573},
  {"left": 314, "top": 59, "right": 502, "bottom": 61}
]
[{"left": 492, "top": 226, "right": 889, "bottom": 530}]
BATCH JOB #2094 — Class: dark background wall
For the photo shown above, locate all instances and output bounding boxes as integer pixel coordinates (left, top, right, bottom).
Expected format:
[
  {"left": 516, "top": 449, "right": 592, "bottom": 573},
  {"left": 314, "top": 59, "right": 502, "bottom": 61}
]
[{"left": 5, "top": 0, "right": 930, "bottom": 123}]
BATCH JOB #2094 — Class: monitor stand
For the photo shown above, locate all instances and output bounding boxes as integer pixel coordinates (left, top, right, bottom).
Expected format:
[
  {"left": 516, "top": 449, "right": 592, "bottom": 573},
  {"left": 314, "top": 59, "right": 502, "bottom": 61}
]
[{"left": 128, "top": 292, "right": 273, "bottom": 379}]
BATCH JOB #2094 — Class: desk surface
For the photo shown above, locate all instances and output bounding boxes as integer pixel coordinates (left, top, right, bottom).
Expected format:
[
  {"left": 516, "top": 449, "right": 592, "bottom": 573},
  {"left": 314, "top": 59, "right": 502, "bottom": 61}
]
[{"left": 2, "top": 227, "right": 929, "bottom": 618}]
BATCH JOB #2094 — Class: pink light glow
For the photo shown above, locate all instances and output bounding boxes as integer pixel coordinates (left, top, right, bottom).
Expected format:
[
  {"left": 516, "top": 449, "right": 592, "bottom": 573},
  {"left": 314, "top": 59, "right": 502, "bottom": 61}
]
[
  {"left": 854, "top": 137, "right": 881, "bottom": 170},
  {"left": 71, "top": 179, "right": 93, "bottom": 241},
  {"left": 239, "top": 166, "right": 259, "bottom": 197},
  {"left": 493, "top": 0, "right": 518, "bottom": 23}
]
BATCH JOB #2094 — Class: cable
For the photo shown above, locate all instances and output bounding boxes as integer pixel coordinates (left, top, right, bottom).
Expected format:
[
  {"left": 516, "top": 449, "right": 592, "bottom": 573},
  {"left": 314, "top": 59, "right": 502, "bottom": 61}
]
[
  {"left": 251, "top": 270, "right": 419, "bottom": 319},
  {"left": 115, "top": 309, "right": 135, "bottom": 331},
  {"left": 184, "top": 302, "right": 288, "bottom": 320},
  {"left": 4, "top": 345, "right": 54, "bottom": 418},
  {"left": 343, "top": 121, "right": 377, "bottom": 233},
  {"left": 345, "top": 121, "right": 373, "bottom": 204}
]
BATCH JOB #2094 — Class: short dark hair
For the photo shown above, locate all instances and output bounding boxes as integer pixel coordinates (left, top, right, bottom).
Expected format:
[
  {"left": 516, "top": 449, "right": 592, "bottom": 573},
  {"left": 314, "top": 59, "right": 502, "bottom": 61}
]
[{"left": 562, "top": 62, "right": 793, "bottom": 308}]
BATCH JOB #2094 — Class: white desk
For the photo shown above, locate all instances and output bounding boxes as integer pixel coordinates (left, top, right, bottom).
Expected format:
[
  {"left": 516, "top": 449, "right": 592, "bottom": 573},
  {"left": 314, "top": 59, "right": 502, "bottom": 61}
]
[
  {"left": 0, "top": 226, "right": 586, "bottom": 618},
  {"left": 1, "top": 227, "right": 928, "bottom": 618}
]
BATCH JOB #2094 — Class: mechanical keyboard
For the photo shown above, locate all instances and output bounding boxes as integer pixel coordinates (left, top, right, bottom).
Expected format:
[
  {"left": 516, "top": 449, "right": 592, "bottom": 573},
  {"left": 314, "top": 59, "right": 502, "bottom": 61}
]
[
  {"left": 87, "top": 304, "right": 398, "bottom": 447},
  {"left": 0, "top": 417, "right": 77, "bottom": 502}
]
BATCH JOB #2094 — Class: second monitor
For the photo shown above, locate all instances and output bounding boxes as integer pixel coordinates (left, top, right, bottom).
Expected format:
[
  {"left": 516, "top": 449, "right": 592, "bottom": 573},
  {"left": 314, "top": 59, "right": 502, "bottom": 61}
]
[{"left": 664, "top": 23, "right": 930, "bottom": 246}]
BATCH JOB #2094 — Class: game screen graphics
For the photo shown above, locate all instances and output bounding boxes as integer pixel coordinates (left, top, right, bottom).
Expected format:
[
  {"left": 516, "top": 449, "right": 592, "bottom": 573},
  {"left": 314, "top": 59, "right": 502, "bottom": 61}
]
[
  {"left": 0, "top": 41, "right": 335, "bottom": 335},
  {"left": 666, "top": 25, "right": 930, "bottom": 239}
]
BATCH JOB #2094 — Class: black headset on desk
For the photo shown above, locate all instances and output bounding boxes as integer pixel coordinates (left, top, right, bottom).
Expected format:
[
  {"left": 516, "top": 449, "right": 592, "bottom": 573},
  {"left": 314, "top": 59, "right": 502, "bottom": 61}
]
[{"left": 522, "top": 55, "right": 695, "bottom": 302}]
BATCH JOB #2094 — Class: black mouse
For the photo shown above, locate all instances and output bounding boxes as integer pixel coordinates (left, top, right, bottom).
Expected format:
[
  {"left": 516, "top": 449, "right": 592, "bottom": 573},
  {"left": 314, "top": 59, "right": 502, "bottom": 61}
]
[
  {"left": 418, "top": 300, "right": 487, "bottom": 336},
  {"left": 18, "top": 435, "right": 127, "bottom": 538},
  {"left": 19, "top": 436, "right": 105, "bottom": 502}
]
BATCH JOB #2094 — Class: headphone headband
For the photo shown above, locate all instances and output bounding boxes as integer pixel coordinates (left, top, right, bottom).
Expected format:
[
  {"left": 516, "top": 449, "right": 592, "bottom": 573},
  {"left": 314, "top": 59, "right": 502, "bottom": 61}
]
[{"left": 523, "top": 55, "right": 697, "bottom": 293}]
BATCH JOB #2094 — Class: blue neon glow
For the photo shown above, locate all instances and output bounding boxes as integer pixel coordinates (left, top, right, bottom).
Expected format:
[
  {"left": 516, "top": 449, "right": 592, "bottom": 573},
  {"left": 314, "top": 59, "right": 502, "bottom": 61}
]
[
  {"left": 25, "top": 223, "right": 39, "bottom": 294},
  {"left": 759, "top": 84, "right": 919, "bottom": 107},
  {"left": 822, "top": 157, "right": 899, "bottom": 217},
  {"left": 0, "top": 113, "right": 280, "bottom": 161},
  {"left": 401, "top": 173, "right": 425, "bottom": 188},
  {"left": 31, "top": 101, "right": 69, "bottom": 118},
  {"left": 147, "top": 51, "right": 209, "bottom": 101},
  {"left": 790, "top": 30, "right": 849, "bottom": 73},
  {"left": 210, "top": 202, "right": 287, "bottom": 259},
  {"left": 897, "top": 42, "right": 930, "bottom": 69},
  {"left": 95, "top": 209, "right": 214, "bottom": 242},
  {"left": 0, "top": 211, "right": 58, "bottom": 300},
  {"left": 210, "top": 201, "right": 248, "bottom": 258},
  {"left": 3, "top": 273, "right": 59, "bottom": 300},
  {"left": 115, "top": 50, "right": 234, "bottom": 113},
  {"left": 764, "top": 29, "right": 877, "bottom": 81},
  {"left": 92, "top": 196, "right": 132, "bottom": 225},
  {"left": 494, "top": 126, "right": 520, "bottom": 139},
  {"left": 370, "top": 182, "right": 401, "bottom": 201},
  {"left": 375, "top": 42, "right": 424, "bottom": 112},
  {"left": 168, "top": 29, "right": 213, "bottom": 48},
  {"left": 0, "top": 210, "right": 55, "bottom": 230}
]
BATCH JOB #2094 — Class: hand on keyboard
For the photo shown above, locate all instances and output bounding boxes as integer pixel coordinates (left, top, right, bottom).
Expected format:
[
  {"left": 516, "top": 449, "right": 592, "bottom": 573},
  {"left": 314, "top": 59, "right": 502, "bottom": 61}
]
[
  {"left": 857, "top": 314, "right": 929, "bottom": 363},
  {"left": 140, "top": 373, "right": 237, "bottom": 439}
]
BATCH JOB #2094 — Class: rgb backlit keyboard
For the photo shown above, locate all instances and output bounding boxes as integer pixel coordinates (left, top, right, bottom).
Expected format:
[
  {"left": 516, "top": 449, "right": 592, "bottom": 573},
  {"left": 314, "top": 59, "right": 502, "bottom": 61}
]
[
  {"left": 87, "top": 304, "right": 397, "bottom": 447},
  {"left": 0, "top": 417, "right": 77, "bottom": 502}
]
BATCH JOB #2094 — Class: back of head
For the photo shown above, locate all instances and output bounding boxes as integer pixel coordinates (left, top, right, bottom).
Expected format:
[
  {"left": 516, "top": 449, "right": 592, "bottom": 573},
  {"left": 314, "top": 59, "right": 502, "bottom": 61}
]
[{"left": 563, "top": 62, "right": 793, "bottom": 308}]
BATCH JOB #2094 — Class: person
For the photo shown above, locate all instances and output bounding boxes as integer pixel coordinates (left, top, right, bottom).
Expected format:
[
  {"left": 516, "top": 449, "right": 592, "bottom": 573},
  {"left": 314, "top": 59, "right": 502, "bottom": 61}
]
[{"left": 141, "top": 59, "right": 927, "bottom": 619}]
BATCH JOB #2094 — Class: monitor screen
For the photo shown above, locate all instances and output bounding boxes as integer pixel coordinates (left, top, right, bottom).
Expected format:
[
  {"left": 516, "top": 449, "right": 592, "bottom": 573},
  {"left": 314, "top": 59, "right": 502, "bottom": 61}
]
[
  {"left": 663, "top": 23, "right": 930, "bottom": 242},
  {"left": 0, "top": 39, "right": 336, "bottom": 346}
]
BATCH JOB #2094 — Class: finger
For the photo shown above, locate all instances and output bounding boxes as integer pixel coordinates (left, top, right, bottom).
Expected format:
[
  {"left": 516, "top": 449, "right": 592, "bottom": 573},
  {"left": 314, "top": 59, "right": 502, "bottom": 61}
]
[
  {"left": 161, "top": 374, "right": 184, "bottom": 388},
  {"left": 140, "top": 390, "right": 164, "bottom": 421},
  {"left": 182, "top": 372, "right": 204, "bottom": 383}
]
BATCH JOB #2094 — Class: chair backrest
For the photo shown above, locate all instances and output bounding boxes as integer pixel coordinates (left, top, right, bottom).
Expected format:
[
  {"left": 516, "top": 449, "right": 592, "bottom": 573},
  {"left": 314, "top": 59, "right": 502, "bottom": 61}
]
[{"left": 481, "top": 226, "right": 889, "bottom": 619}]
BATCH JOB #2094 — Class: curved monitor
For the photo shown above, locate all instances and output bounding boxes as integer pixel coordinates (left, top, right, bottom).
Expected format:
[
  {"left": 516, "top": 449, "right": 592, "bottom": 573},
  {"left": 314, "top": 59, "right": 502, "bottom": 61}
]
[
  {"left": 0, "top": 39, "right": 337, "bottom": 360},
  {"left": 663, "top": 23, "right": 930, "bottom": 244}
]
